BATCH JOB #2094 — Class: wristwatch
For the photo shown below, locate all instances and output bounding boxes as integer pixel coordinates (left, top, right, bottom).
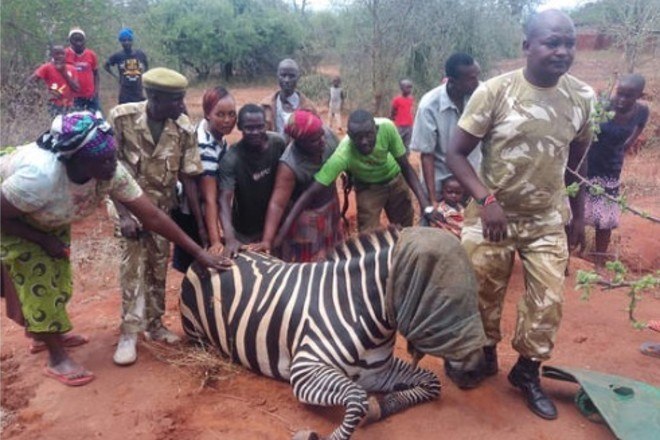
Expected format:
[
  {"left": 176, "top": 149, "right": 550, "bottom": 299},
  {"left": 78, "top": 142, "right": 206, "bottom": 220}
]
[{"left": 423, "top": 206, "right": 435, "bottom": 216}]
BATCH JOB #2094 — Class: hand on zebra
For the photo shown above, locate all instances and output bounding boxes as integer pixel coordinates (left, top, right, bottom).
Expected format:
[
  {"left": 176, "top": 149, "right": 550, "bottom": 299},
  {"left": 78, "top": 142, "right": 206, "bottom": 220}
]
[
  {"left": 222, "top": 237, "right": 242, "bottom": 259},
  {"left": 246, "top": 241, "right": 271, "bottom": 254},
  {"left": 194, "top": 249, "right": 233, "bottom": 271}
]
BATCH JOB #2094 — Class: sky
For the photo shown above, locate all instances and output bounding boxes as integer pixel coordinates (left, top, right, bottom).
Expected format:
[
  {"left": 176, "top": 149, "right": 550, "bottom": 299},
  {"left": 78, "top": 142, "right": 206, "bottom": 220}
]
[{"left": 305, "top": 0, "right": 594, "bottom": 12}]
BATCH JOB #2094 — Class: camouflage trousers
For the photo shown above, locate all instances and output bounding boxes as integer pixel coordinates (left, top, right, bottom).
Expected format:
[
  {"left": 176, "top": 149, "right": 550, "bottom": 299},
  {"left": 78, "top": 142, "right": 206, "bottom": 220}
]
[
  {"left": 119, "top": 231, "right": 170, "bottom": 334},
  {"left": 461, "top": 217, "right": 568, "bottom": 361}
]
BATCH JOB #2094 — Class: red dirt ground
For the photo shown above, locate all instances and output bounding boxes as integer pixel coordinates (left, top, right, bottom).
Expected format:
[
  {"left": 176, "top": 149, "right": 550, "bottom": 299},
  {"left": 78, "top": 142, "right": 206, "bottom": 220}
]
[{"left": 1, "top": 52, "right": 659, "bottom": 439}]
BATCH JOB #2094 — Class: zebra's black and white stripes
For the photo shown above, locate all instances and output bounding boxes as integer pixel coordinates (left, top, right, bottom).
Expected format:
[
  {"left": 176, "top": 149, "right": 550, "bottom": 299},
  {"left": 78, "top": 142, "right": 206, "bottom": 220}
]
[{"left": 181, "top": 228, "right": 441, "bottom": 440}]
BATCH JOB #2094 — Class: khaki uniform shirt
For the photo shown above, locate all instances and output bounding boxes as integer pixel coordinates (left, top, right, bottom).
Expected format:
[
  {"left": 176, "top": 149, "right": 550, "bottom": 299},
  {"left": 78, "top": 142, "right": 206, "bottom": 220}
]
[
  {"left": 458, "top": 69, "right": 594, "bottom": 224},
  {"left": 109, "top": 101, "right": 203, "bottom": 210}
]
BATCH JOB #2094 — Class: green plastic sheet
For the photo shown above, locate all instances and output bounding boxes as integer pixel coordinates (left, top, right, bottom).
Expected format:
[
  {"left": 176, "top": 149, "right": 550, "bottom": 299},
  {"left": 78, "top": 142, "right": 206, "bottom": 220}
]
[{"left": 543, "top": 365, "right": 660, "bottom": 440}]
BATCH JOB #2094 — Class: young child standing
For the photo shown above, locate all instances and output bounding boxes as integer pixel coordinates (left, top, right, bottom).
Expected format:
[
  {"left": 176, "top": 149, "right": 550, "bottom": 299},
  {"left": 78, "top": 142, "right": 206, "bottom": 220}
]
[
  {"left": 428, "top": 175, "right": 465, "bottom": 238},
  {"left": 585, "top": 74, "right": 649, "bottom": 269},
  {"left": 328, "top": 76, "right": 345, "bottom": 131},
  {"left": 27, "top": 45, "right": 80, "bottom": 116},
  {"left": 390, "top": 79, "right": 414, "bottom": 151}
]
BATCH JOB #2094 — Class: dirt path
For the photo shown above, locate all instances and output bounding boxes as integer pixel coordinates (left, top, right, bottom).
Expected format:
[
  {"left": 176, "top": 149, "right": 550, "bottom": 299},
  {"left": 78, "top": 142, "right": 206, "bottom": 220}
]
[{"left": 2, "top": 53, "right": 660, "bottom": 439}]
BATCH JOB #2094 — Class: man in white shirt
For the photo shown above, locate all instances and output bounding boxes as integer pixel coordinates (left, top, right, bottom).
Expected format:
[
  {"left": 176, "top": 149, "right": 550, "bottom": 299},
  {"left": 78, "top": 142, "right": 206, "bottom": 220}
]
[{"left": 410, "top": 53, "right": 482, "bottom": 206}]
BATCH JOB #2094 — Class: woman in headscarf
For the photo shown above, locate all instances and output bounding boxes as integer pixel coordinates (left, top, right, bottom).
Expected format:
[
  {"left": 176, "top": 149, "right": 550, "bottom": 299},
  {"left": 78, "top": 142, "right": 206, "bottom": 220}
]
[
  {"left": 1, "top": 112, "right": 230, "bottom": 386},
  {"left": 254, "top": 109, "right": 342, "bottom": 262}
]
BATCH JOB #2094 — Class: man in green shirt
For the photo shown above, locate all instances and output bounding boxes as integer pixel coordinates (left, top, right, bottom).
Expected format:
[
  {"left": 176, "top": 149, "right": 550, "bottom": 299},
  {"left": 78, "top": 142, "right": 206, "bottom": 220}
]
[{"left": 274, "top": 109, "right": 435, "bottom": 240}]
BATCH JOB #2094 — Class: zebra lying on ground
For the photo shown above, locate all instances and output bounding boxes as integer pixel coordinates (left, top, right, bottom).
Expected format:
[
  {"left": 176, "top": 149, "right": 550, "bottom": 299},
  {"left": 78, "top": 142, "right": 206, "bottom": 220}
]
[{"left": 180, "top": 226, "right": 487, "bottom": 440}]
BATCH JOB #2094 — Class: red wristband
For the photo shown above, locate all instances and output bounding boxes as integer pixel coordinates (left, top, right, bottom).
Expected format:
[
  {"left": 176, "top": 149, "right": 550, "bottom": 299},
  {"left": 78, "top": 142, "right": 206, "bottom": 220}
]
[
  {"left": 476, "top": 194, "right": 497, "bottom": 206},
  {"left": 483, "top": 194, "right": 497, "bottom": 206}
]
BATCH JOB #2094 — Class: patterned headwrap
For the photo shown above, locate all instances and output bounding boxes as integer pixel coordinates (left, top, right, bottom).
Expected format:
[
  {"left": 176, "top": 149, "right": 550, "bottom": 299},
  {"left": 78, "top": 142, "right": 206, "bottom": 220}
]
[
  {"left": 118, "top": 27, "right": 134, "bottom": 41},
  {"left": 284, "top": 109, "right": 324, "bottom": 142},
  {"left": 36, "top": 111, "right": 116, "bottom": 160}
]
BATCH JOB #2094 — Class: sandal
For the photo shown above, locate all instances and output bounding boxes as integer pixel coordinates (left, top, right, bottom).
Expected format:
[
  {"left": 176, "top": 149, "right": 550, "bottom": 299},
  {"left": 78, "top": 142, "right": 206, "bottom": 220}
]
[
  {"left": 639, "top": 342, "right": 660, "bottom": 359},
  {"left": 43, "top": 366, "right": 95, "bottom": 387},
  {"left": 30, "top": 334, "right": 89, "bottom": 354}
]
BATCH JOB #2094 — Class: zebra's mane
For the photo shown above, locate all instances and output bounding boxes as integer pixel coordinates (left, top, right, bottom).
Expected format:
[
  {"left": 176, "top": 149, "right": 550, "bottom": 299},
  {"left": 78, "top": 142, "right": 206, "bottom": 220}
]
[{"left": 324, "top": 225, "right": 401, "bottom": 262}]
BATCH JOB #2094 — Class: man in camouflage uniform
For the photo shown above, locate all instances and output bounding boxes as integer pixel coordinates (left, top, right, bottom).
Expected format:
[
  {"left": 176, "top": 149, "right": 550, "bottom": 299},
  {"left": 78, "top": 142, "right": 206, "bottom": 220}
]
[
  {"left": 447, "top": 10, "right": 594, "bottom": 419},
  {"left": 109, "top": 67, "right": 204, "bottom": 366}
]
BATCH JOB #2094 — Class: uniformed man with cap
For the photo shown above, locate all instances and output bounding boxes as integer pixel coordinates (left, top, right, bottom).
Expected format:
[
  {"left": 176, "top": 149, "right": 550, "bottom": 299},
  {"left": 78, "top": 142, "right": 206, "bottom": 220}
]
[{"left": 108, "top": 67, "right": 206, "bottom": 366}]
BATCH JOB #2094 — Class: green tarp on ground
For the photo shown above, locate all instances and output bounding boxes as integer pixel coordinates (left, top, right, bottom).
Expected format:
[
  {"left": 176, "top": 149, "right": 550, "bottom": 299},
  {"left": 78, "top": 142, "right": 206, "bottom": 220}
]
[{"left": 543, "top": 366, "right": 660, "bottom": 440}]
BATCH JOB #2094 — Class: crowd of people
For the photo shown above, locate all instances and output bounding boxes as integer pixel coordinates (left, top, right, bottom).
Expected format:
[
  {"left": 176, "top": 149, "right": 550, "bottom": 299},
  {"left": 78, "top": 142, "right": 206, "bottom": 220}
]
[{"left": 1, "top": 9, "right": 654, "bottom": 422}]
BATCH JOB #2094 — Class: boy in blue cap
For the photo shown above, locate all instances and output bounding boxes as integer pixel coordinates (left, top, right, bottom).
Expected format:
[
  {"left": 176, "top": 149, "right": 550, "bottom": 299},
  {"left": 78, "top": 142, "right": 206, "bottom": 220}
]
[{"left": 104, "top": 28, "right": 149, "bottom": 104}]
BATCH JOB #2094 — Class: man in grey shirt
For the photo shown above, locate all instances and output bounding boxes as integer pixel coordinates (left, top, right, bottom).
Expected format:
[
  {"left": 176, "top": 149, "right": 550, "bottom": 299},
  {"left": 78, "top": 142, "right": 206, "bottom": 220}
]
[{"left": 410, "top": 53, "right": 482, "bottom": 205}]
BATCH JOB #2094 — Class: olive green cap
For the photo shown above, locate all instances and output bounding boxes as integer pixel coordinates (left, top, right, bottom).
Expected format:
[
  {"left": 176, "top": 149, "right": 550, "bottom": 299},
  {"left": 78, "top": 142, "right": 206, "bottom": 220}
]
[{"left": 142, "top": 67, "right": 188, "bottom": 93}]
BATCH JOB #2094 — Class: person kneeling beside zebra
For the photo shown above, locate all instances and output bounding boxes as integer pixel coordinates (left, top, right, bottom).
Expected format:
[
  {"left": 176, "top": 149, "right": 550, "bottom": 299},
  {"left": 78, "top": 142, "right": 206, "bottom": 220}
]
[{"left": 180, "top": 227, "right": 488, "bottom": 440}]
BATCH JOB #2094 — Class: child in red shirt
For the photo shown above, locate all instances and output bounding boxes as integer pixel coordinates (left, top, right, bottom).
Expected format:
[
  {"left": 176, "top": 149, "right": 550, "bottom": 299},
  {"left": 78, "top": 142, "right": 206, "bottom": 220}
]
[
  {"left": 27, "top": 45, "right": 80, "bottom": 116},
  {"left": 390, "top": 79, "right": 414, "bottom": 151}
]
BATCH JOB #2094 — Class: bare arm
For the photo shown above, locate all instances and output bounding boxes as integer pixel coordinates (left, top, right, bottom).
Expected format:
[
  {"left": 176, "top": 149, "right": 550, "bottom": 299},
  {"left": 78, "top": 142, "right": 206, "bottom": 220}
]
[
  {"left": 255, "top": 163, "right": 296, "bottom": 252},
  {"left": 389, "top": 102, "right": 397, "bottom": 121},
  {"left": 396, "top": 154, "right": 432, "bottom": 213},
  {"left": 122, "top": 194, "right": 231, "bottom": 270},
  {"left": 447, "top": 128, "right": 507, "bottom": 242},
  {"left": 103, "top": 60, "right": 117, "bottom": 80},
  {"left": 93, "top": 68, "right": 99, "bottom": 99},
  {"left": 623, "top": 124, "right": 646, "bottom": 152},
  {"left": 273, "top": 180, "right": 326, "bottom": 247},
  {"left": 200, "top": 176, "right": 222, "bottom": 253},
  {"left": 420, "top": 153, "right": 437, "bottom": 206},
  {"left": 566, "top": 138, "right": 590, "bottom": 249},
  {"left": 180, "top": 173, "right": 208, "bottom": 248},
  {"left": 218, "top": 188, "right": 240, "bottom": 257}
]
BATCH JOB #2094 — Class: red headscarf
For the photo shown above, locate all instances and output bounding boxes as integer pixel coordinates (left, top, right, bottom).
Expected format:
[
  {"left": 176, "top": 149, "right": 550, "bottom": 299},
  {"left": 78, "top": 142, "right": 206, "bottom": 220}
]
[{"left": 284, "top": 109, "right": 324, "bottom": 142}]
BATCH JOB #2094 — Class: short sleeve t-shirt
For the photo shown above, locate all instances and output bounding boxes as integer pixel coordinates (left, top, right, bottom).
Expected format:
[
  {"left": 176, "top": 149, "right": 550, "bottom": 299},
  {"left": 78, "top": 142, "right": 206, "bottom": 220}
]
[
  {"left": 0, "top": 143, "right": 142, "bottom": 230},
  {"left": 218, "top": 133, "right": 286, "bottom": 238},
  {"left": 280, "top": 127, "right": 338, "bottom": 204},
  {"left": 587, "top": 104, "right": 649, "bottom": 179},
  {"left": 391, "top": 95, "right": 414, "bottom": 127},
  {"left": 34, "top": 63, "right": 78, "bottom": 107},
  {"left": 65, "top": 48, "right": 98, "bottom": 99},
  {"left": 315, "top": 118, "right": 405, "bottom": 186},
  {"left": 458, "top": 69, "right": 594, "bottom": 218},
  {"left": 107, "top": 49, "right": 148, "bottom": 102}
]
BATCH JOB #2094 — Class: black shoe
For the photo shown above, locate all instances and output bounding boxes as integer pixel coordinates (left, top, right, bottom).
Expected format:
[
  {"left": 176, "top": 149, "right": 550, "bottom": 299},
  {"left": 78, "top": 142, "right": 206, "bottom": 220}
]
[
  {"left": 444, "top": 361, "right": 484, "bottom": 390},
  {"left": 508, "top": 357, "right": 558, "bottom": 420},
  {"left": 483, "top": 345, "right": 498, "bottom": 376}
]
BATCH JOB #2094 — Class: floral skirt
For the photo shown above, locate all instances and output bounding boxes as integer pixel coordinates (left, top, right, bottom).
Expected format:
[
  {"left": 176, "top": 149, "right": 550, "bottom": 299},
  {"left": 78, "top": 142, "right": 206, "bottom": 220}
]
[
  {"left": 0, "top": 226, "right": 73, "bottom": 333},
  {"left": 277, "top": 195, "right": 344, "bottom": 263},
  {"left": 585, "top": 176, "right": 621, "bottom": 230}
]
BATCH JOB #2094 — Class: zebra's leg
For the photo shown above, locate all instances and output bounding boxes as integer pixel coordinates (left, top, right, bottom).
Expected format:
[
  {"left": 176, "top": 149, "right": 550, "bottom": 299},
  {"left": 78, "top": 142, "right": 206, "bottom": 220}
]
[
  {"left": 364, "top": 357, "right": 441, "bottom": 423},
  {"left": 289, "top": 359, "right": 372, "bottom": 440}
]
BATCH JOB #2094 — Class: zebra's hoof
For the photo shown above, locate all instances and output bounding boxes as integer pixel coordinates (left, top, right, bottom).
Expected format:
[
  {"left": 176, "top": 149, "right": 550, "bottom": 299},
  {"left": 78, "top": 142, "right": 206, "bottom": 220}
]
[
  {"left": 292, "top": 430, "right": 320, "bottom": 440},
  {"left": 364, "top": 395, "right": 382, "bottom": 423}
]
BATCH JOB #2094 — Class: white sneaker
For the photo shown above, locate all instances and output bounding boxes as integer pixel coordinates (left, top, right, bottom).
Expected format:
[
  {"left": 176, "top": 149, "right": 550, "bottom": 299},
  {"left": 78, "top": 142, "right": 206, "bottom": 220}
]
[
  {"left": 144, "top": 325, "right": 181, "bottom": 344},
  {"left": 113, "top": 333, "right": 137, "bottom": 366}
]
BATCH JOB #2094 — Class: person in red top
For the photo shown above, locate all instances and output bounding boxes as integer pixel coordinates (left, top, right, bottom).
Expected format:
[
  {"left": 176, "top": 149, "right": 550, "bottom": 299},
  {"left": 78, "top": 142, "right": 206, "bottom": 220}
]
[
  {"left": 390, "top": 78, "right": 415, "bottom": 151},
  {"left": 27, "top": 45, "right": 80, "bottom": 117},
  {"left": 65, "top": 28, "right": 100, "bottom": 112}
]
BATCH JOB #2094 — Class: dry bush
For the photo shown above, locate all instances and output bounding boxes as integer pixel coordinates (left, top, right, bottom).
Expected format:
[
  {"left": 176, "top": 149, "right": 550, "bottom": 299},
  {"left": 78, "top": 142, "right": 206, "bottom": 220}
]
[{"left": 142, "top": 339, "right": 239, "bottom": 390}]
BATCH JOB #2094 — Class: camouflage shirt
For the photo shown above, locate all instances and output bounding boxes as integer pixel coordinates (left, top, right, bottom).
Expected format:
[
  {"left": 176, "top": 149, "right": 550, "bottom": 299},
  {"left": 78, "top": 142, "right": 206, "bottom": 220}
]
[
  {"left": 109, "top": 101, "right": 203, "bottom": 210},
  {"left": 459, "top": 69, "right": 594, "bottom": 221}
]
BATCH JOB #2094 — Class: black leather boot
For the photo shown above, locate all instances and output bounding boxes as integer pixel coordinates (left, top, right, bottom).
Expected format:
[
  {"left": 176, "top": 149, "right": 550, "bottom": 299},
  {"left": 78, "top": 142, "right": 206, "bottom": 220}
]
[
  {"left": 508, "top": 356, "right": 557, "bottom": 420},
  {"left": 483, "top": 345, "right": 498, "bottom": 376}
]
